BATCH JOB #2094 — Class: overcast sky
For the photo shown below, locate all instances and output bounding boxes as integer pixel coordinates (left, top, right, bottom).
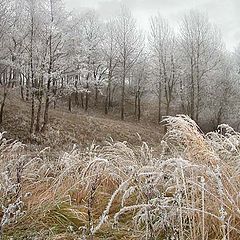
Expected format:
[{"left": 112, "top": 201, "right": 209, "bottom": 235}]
[{"left": 64, "top": 0, "right": 240, "bottom": 51}]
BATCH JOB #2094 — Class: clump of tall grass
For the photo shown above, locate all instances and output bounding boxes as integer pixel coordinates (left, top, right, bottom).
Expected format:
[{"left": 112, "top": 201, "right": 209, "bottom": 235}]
[
  {"left": 0, "top": 115, "right": 239, "bottom": 239},
  {"left": 0, "top": 132, "right": 32, "bottom": 238},
  {"left": 80, "top": 115, "right": 240, "bottom": 239}
]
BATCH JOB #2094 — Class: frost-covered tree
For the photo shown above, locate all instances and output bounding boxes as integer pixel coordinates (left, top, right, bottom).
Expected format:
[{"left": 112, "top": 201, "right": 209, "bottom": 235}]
[
  {"left": 115, "top": 6, "right": 143, "bottom": 120},
  {"left": 77, "top": 10, "right": 103, "bottom": 111},
  {"left": 0, "top": 0, "right": 11, "bottom": 124},
  {"left": 179, "top": 10, "right": 223, "bottom": 123},
  {"left": 0, "top": 0, "right": 29, "bottom": 124},
  {"left": 149, "top": 14, "right": 180, "bottom": 122},
  {"left": 102, "top": 19, "right": 120, "bottom": 114},
  {"left": 131, "top": 53, "right": 150, "bottom": 121}
]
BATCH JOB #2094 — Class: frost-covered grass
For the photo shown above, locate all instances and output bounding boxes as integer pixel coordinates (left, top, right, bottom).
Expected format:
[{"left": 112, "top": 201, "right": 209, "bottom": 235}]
[{"left": 0, "top": 115, "right": 240, "bottom": 239}]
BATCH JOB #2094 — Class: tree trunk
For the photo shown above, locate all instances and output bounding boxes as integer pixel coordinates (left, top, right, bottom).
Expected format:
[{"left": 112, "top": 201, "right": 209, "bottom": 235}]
[
  {"left": 41, "top": 94, "right": 50, "bottom": 132},
  {"left": 75, "top": 91, "right": 79, "bottom": 107},
  {"left": 80, "top": 92, "right": 84, "bottom": 109},
  {"left": 105, "top": 77, "right": 112, "bottom": 114},
  {"left": 166, "top": 101, "right": 170, "bottom": 116},
  {"left": 53, "top": 99, "right": 56, "bottom": 109},
  {"left": 20, "top": 73, "right": 25, "bottom": 100},
  {"left": 110, "top": 85, "right": 117, "bottom": 109},
  {"left": 121, "top": 73, "right": 125, "bottom": 120},
  {"left": 68, "top": 94, "right": 72, "bottom": 112},
  {"left": 35, "top": 94, "right": 43, "bottom": 133},
  {"left": 26, "top": 76, "right": 30, "bottom": 101},
  {"left": 41, "top": 1, "right": 53, "bottom": 133},
  {"left": 94, "top": 86, "right": 98, "bottom": 107},
  {"left": 195, "top": 64, "right": 200, "bottom": 123},
  {"left": 85, "top": 91, "right": 89, "bottom": 111},
  {"left": 190, "top": 58, "right": 195, "bottom": 120},
  {"left": 137, "top": 91, "right": 141, "bottom": 121},
  {"left": 134, "top": 91, "right": 137, "bottom": 117},
  {"left": 105, "top": 85, "right": 109, "bottom": 115},
  {"left": 158, "top": 81, "right": 162, "bottom": 123},
  {"left": 196, "top": 82, "right": 200, "bottom": 123},
  {"left": 0, "top": 88, "right": 7, "bottom": 125},
  {"left": 20, "top": 86, "right": 24, "bottom": 101},
  {"left": 85, "top": 79, "right": 89, "bottom": 111},
  {"left": 164, "top": 101, "right": 171, "bottom": 133},
  {"left": 30, "top": 92, "right": 35, "bottom": 134}
]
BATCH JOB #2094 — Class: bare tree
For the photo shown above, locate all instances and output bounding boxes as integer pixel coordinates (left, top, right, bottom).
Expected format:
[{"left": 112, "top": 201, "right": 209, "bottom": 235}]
[
  {"left": 149, "top": 14, "right": 180, "bottom": 123},
  {"left": 0, "top": 0, "right": 10, "bottom": 125},
  {"left": 41, "top": 0, "right": 69, "bottom": 132},
  {"left": 102, "top": 20, "right": 119, "bottom": 114},
  {"left": 131, "top": 53, "right": 150, "bottom": 121},
  {"left": 0, "top": 0, "right": 28, "bottom": 125},
  {"left": 179, "top": 10, "right": 222, "bottom": 122},
  {"left": 79, "top": 10, "right": 102, "bottom": 111},
  {"left": 115, "top": 6, "right": 143, "bottom": 120}
]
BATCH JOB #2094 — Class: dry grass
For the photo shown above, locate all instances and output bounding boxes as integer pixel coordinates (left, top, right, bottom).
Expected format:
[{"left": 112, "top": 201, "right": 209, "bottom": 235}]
[
  {"left": 0, "top": 115, "right": 239, "bottom": 239},
  {"left": 0, "top": 90, "right": 162, "bottom": 149}
]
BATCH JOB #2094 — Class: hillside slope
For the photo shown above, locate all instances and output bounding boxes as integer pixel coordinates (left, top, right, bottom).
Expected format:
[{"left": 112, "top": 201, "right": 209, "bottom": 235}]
[{"left": 0, "top": 92, "right": 163, "bottom": 148}]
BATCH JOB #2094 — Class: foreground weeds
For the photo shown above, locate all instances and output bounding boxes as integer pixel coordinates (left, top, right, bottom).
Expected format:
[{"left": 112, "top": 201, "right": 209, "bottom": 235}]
[{"left": 0, "top": 115, "right": 239, "bottom": 239}]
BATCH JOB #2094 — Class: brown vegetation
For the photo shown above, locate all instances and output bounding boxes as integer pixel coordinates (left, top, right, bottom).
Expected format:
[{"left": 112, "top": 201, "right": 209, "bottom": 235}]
[{"left": 0, "top": 114, "right": 239, "bottom": 239}]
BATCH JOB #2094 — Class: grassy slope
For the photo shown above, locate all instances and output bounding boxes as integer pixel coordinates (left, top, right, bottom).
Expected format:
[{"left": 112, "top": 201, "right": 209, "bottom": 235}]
[
  {"left": 0, "top": 91, "right": 163, "bottom": 148},
  {"left": 0, "top": 92, "right": 164, "bottom": 239},
  {"left": 1, "top": 93, "right": 240, "bottom": 239}
]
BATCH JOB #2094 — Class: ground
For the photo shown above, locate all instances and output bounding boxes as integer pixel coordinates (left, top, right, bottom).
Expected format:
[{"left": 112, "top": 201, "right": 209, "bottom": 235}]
[
  {"left": 0, "top": 91, "right": 163, "bottom": 149},
  {"left": 0, "top": 92, "right": 239, "bottom": 240},
  {"left": 0, "top": 91, "right": 164, "bottom": 239}
]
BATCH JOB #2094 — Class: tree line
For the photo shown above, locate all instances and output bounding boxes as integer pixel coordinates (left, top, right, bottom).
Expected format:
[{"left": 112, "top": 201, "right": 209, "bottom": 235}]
[{"left": 0, "top": 0, "right": 240, "bottom": 134}]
